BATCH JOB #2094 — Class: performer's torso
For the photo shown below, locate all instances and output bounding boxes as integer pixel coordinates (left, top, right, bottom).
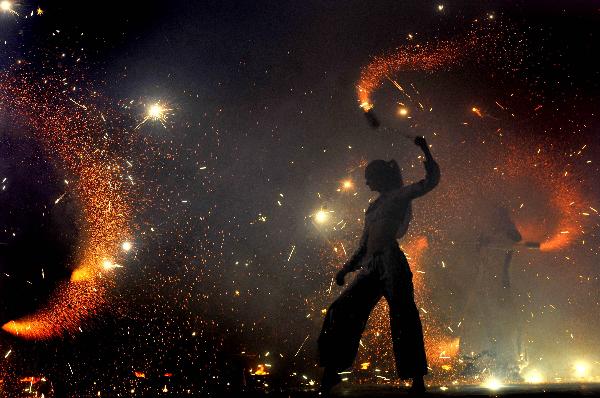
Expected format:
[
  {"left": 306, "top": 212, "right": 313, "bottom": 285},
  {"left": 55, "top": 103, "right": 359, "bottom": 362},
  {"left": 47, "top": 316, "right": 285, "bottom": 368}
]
[{"left": 364, "top": 190, "right": 410, "bottom": 259}]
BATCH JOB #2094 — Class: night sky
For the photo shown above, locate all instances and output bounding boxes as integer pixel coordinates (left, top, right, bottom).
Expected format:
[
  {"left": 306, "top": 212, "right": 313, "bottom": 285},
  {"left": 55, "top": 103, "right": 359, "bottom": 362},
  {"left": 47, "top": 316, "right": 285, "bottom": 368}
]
[{"left": 1, "top": 0, "right": 600, "bottom": 396}]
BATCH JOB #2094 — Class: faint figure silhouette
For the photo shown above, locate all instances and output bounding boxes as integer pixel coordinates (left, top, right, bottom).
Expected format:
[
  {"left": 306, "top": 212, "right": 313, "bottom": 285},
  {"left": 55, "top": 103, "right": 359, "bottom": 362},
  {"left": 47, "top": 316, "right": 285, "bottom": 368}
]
[
  {"left": 318, "top": 136, "right": 440, "bottom": 394},
  {"left": 460, "top": 206, "right": 526, "bottom": 381}
]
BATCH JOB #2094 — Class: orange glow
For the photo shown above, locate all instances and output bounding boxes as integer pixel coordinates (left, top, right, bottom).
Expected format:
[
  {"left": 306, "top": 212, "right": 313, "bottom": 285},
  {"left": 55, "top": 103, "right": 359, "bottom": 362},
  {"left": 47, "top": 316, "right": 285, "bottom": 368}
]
[
  {"left": 134, "top": 372, "right": 146, "bottom": 378},
  {"left": 503, "top": 144, "right": 584, "bottom": 253},
  {"left": 355, "top": 27, "right": 496, "bottom": 107},
  {"left": 0, "top": 69, "right": 133, "bottom": 340},
  {"left": 341, "top": 179, "right": 354, "bottom": 190},
  {"left": 252, "top": 364, "right": 270, "bottom": 376},
  {"left": 19, "top": 376, "right": 42, "bottom": 384}
]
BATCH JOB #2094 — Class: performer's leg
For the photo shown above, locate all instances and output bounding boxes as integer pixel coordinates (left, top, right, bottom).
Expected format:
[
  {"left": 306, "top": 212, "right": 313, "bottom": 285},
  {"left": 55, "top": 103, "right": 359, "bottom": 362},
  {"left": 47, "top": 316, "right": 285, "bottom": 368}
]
[
  {"left": 318, "top": 270, "right": 382, "bottom": 373},
  {"left": 382, "top": 250, "right": 428, "bottom": 380}
]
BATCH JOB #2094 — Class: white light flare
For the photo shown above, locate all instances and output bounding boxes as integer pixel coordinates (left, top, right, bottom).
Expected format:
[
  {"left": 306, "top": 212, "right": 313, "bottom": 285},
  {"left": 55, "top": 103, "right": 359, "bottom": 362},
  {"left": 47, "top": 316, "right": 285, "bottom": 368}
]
[
  {"left": 121, "top": 241, "right": 133, "bottom": 252},
  {"left": 574, "top": 360, "right": 590, "bottom": 379},
  {"left": 102, "top": 259, "right": 123, "bottom": 271},
  {"left": 482, "top": 377, "right": 502, "bottom": 391},
  {"left": 314, "top": 209, "right": 330, "bottom": 224},
  {"left": 523, "top": 369, "right": 544, "bottom": 384}
]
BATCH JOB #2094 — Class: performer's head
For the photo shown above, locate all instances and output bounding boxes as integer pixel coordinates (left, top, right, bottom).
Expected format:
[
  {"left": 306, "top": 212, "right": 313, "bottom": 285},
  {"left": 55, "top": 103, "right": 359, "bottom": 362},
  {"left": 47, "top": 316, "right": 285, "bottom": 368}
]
[{"left": 365, "top": 159, "right": 402, "bottom": 192}]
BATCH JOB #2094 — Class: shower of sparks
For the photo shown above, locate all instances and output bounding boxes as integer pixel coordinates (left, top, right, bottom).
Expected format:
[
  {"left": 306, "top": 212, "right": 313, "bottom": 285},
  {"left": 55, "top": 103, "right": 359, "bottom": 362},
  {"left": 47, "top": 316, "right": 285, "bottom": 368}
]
[
  {"left": 0, "top": 3, "right": 597, "bottom": 394},
  {"left": 357, "top": 32, "right": 465, "bottom": 109},
  {"left": 314, "top": 14, "right": 598, "bottom": 387},
  {"left": 356, "top": 21, "right": 515, "bottom": 111},
  {"left": 0, "top": 65, "right": 134, "bottom": 340}
]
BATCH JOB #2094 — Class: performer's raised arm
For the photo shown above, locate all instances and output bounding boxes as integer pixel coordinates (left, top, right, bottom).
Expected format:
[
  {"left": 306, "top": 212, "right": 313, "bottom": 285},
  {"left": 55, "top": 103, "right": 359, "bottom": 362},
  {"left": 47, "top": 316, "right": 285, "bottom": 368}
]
[{"left": 402, "top": 136, "right": 440, "bottom": 200}]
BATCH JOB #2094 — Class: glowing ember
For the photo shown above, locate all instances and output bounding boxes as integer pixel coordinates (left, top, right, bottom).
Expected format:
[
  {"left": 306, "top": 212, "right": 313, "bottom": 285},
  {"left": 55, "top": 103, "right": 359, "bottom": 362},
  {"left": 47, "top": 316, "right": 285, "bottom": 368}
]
[
  {"left": 314, "top": 209, "right": 330, "bottom": 224},
  {"left": 251, "top": 364, "right": 270, "bottom": 376},
  {"left": 135, "top": 101, "right": 172, "bottom": 129},
  {"left": 341, "top": 179, "right": 354, "bottom": 190}
]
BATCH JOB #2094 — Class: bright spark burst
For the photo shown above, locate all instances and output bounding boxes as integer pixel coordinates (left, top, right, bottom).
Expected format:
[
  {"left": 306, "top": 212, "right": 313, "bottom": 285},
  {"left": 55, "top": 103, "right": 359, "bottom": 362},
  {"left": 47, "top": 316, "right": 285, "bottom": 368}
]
[
  {"left": 314, "top": 209, "right": 330, "bottom": 224},
  {"left": 574, "top": 361, "right": 590, "bottom": 378},
  {"left": 524, "top": 369, "right": 545, "bottom": 384},
  {"left": 122, "top": 241, "right": 132, "bottom": 251},
  {"left": 0, "top": 0, "right": 17, "bottom": 15},
  {"left": 102, "top": 259, "right": 122, "bottom": 271},
  {"left": 341, "top": 179, "right": 354, "bottom": 190},
  {"left": 135, "top": 101, "right": 172, "bottom": 129},
  {"left": 483, "top": 377, "right": 503, "bottom": 391}
]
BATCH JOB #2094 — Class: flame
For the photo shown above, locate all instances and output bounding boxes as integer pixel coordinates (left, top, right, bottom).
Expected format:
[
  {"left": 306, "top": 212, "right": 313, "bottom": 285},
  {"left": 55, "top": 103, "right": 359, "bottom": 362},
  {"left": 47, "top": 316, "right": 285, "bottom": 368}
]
[{"left": 251, "top": 364, "right": 270, "bottom": 376}]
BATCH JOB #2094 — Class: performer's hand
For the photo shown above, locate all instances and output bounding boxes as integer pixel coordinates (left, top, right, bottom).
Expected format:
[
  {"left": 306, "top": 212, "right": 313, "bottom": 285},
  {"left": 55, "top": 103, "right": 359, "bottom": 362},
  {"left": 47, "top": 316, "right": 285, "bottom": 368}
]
[
  {"left": 335, "top": 269, "right": 347, "bottom": 286},
  {"left": 414, "top": 136, "right": 428, "bottom": 149}
]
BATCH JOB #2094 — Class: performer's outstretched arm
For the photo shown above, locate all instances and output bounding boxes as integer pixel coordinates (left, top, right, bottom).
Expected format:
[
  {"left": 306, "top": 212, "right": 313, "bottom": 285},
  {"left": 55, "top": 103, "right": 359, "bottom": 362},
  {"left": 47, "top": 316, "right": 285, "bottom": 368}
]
[{"left": 402, "top": 136, "right": 441, "bottom": 199}]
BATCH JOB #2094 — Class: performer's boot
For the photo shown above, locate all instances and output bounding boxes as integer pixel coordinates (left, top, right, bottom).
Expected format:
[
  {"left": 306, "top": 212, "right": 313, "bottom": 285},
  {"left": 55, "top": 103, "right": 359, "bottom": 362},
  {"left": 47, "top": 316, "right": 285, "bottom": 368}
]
[
  {"left": 319, "top": 368, "right": 341, "bottom": 394},
  {"left": 409, "top": 376, "right": 426, "bottom": 395}
]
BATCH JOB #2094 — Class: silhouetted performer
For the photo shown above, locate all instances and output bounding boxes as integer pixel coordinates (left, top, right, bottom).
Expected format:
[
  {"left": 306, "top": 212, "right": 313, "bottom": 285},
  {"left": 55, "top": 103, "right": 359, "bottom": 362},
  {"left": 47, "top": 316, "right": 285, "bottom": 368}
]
[
  {"left": 461, "top": 206, "right": 523, "bottom": 379},
  {"left": 318, "top": 137, "right": 440, "bottom": 394}
]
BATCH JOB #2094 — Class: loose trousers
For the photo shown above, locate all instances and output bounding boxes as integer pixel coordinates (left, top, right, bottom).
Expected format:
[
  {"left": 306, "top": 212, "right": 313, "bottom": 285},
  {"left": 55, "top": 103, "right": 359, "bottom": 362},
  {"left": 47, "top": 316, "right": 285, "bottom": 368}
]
[{"left": 318, "top": 243, "right": 428, "bottom": 378}]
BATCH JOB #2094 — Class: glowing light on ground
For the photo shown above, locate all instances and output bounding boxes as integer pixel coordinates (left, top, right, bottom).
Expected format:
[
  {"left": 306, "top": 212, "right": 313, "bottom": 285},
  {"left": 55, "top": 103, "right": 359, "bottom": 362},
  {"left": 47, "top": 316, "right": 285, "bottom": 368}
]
[
  {"left": 524, "top": 369, "right": 545, "bottom": 384},
  {"left": 574, "top": 361, "right": 590, "bottom": 378},
  {"left": 483, "top": 377, "right": 503, "bottom": 391}
]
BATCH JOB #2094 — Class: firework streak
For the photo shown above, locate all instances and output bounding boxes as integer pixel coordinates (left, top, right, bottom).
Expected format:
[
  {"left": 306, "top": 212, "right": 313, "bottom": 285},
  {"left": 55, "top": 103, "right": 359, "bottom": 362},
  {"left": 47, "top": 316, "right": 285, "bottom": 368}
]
[{"left": 0, "top": 66, "right": 133, "bottom": 340}]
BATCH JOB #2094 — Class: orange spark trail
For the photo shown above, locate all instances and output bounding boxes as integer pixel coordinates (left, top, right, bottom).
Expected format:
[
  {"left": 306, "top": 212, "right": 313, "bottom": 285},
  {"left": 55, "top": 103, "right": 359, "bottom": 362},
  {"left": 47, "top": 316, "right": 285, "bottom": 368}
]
[{"left": 0, "top": 66, "right": 133, "bottom": 339}]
